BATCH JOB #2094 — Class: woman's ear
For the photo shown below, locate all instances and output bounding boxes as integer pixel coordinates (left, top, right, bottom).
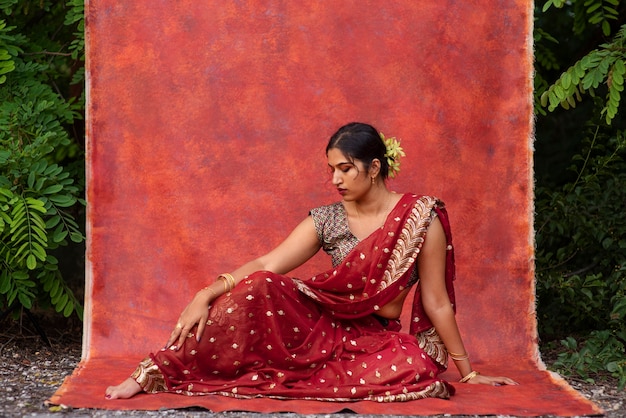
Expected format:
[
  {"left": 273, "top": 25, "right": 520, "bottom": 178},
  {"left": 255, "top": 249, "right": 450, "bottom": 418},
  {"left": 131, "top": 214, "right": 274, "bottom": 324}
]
[{"left": 369, "top": 158, "right": 382, "bottom": 178}]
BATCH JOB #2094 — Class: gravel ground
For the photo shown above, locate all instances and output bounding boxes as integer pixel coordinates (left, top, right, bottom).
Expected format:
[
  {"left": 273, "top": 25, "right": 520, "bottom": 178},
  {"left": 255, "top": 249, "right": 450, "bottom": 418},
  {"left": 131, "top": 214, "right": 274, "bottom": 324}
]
[{"left": 1, "top": 315, "right": 624, "bottom": 418}]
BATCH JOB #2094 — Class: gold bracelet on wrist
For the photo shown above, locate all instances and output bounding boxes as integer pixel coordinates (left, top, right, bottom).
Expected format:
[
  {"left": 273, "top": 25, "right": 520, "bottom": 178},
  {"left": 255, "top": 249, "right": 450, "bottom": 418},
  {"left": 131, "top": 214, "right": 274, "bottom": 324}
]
[
  {"left": 459, "top": 370, "right": 480, "bottom": 383},
  {"left": 217, "top": 277, "right": 230, "bottom": 292},
  {"left": 202, "top": 286, "right": 218, "bottom": 300},
  {"left": 217, "top": 273, "right": 236, "bottom": 292},
  {"left": 226, "top": 273, "right": 236, "bottom": 289},
  {"left": 223, "top": 273, "right": 236, "bottom": 289}
]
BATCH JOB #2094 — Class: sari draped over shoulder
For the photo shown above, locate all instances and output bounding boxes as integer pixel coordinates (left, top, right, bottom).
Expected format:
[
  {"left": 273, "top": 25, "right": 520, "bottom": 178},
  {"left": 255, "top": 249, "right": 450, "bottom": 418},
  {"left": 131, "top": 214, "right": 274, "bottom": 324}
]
[{"left": 131, "top": 194, "right": 457, "bottom": 402}]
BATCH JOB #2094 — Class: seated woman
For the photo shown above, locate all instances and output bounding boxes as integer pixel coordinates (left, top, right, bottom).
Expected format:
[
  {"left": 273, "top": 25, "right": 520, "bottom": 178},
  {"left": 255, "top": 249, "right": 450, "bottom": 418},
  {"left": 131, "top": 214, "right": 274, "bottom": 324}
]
[{"left": 106, "top": 122, "right": 517, "bottom": 401}]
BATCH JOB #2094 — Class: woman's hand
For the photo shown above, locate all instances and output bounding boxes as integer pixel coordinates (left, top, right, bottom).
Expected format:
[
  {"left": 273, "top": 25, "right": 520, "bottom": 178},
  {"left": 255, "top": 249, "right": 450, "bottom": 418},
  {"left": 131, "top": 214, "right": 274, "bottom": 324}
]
[
  {"left": 466, "top": 373, "right": 519, "bottom": 386},
  {"left": 164, "top": 288, "right": 216, "bottom": 350}
]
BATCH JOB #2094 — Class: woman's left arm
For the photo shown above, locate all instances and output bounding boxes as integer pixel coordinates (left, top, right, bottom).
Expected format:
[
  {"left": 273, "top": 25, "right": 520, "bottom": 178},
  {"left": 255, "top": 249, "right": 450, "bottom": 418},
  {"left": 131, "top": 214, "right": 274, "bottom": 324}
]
[{"left": 419, "top": 217, "right": 518, "bottom": 386}]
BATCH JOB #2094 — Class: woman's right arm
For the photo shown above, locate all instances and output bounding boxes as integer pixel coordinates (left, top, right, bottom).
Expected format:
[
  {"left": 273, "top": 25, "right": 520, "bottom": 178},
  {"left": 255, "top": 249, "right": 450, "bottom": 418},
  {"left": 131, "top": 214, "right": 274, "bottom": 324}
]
[
  {"left": 166, "top": 215, "right": 321, "bottom": 349},
  {"left": 230, "top": 214, "right": 322, "bottom": 281}
]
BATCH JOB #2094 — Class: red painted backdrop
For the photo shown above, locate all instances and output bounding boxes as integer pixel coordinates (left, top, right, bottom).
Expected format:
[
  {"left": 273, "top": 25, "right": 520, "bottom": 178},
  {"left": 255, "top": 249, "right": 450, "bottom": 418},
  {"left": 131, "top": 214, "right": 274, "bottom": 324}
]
[{"left": 51, "top": 1, "right": 602, "bottom": 415}]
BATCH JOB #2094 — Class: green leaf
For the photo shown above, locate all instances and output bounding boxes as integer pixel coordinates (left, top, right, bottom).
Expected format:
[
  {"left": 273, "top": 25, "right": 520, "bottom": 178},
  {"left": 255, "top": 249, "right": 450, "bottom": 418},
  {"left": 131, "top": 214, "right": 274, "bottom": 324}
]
[
  {"left": 0, "top": 275, "right": 11, "bottom": 294},
  {"left": 7, "top": 290, "right": 17, "bottom": 307},
  {"left": 55, "top": 293, "right": 68, "bottom": 312},
  {"left": 581, "top": 288, "right": 594, "bottom": 300},
  {"left": 63, "top": 300, "right": 74, "bottom": 317},
  {"left": 554, "top": 85, "right": 565, "bottom": 100},
  {"left": 45, "top": 215, "right": 61, "bottom": 229},
  {"left": 12, "top": 271, "right": 29, "bottom": 280},
  {"left": 0, "top": 188, "right": 13, "bottom": 199},
  {"left": 50, "top": 280, "right": 61, "bottom": 300},
  {"left": 41, "top": 184, "right": 64, "bottom": 195},
  {"left": 542, "top": 0, "right": 554, "bottom": 12},
  {"left": 26, "top": 254, "right": 37, "bottom": 270},
  {"left": 34, "top": 177, "right": 46, "bottom": 191},
  {"left": 18, "top": 292, "right": 33, "bottom": 309},
  {"left": 27, "top": 171, "right": 35, "bottom": 189},
  {"left": 44, "top": 262, "right": 59, "bottom": 272},
  {"left": 69, "top": 232, "right": 84, "bottom": 243},
  {"left": 561, "top": 72, "right": 571, "bottom": 89},
  {"left": 52, "top": 228, "right": 68, "bottom": 243}
]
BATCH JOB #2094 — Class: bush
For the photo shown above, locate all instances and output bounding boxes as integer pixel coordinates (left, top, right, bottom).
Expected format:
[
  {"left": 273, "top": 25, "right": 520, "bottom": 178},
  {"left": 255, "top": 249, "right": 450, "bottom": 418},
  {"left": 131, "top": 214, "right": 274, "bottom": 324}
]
[
  {"left": 0, "top": 0, "right": 85, "bottom": 319},
  {"left": 535, "top": 127, "right": 626, "bottom": 388}
]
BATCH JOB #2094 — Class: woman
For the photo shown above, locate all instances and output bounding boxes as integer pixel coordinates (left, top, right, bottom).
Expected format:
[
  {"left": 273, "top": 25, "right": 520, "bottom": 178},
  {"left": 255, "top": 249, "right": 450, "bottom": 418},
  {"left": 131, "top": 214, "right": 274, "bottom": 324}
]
[{"left": 106, "top": 122, "right": 517, "bottom": 401}]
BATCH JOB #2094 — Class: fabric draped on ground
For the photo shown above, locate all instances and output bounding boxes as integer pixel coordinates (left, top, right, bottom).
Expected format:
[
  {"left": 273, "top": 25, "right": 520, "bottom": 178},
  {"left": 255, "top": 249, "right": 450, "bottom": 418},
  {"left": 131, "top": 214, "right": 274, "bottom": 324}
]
[{"left": 137, "top": 273, "right": 452, "bottom": 401}]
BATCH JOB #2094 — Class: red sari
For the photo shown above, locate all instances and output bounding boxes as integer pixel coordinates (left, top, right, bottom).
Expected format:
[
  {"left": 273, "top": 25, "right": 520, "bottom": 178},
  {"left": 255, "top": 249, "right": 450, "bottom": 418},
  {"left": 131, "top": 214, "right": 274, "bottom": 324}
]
[{"left": 131, "top": 194, "right": 457, "bottom": 402}]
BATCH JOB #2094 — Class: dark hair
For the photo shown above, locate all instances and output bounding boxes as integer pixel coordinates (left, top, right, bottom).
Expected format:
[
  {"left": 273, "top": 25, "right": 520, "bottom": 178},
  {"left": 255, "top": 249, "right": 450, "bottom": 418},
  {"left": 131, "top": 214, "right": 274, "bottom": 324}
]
[{"left": 326, "top": 122, "right": 389, "bottom": 180}]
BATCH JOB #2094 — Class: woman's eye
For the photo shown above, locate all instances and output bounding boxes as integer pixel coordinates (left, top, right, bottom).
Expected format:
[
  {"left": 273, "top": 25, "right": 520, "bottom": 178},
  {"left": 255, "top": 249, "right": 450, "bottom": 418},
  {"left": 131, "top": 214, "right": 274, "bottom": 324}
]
[{"left": 328, "top": 165, "right": 353, "bottom": 175}]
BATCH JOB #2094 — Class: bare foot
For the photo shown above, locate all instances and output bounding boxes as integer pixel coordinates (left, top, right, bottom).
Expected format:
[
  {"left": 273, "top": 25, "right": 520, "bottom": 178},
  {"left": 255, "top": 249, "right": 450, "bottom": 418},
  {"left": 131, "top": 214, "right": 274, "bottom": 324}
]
[{"left": 105, "top": 378, "right": 142, "bottom": 399}]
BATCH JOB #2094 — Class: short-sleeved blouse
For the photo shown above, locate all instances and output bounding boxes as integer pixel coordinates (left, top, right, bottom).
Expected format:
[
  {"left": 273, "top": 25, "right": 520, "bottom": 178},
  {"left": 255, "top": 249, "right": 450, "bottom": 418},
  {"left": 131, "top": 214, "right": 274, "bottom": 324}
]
[{"left": 309, "top": 202, "right": 358, "bottom": 267}]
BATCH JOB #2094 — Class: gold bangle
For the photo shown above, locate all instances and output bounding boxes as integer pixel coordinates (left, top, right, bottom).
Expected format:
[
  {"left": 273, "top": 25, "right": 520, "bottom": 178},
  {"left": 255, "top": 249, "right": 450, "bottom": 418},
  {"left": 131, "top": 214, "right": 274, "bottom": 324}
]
[
  {"left": 226, "top": 273, "right": 236, "bottom": 289},
  {"left": 217, "top": 276, "right": 230, "bottom": 292},
  {"left": 459, "top": 370, "right": 479, "bottom": 383},
  {"left": 217, "top": 273, "right": 236, "bottom": 291},
  {"left": 217, "top": 273, "right": 233, "bottom": 292},
  {"left": 449, "top": 352, "right": 469, "bottom": 361}
]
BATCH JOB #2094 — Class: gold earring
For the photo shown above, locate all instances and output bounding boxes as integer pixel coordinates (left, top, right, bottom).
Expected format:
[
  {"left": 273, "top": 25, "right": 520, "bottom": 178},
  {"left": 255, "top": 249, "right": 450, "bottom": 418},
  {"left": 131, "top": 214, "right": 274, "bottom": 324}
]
[{"left": 371, "top": 177, "right": 376, "bottom": 184}]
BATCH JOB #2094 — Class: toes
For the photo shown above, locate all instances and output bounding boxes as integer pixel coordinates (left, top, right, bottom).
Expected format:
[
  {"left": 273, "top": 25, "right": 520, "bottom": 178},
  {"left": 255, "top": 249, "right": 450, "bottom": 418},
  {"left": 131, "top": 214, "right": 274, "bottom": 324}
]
[{"left": 104, "top": 387, "right": 115, "bottom": 400}]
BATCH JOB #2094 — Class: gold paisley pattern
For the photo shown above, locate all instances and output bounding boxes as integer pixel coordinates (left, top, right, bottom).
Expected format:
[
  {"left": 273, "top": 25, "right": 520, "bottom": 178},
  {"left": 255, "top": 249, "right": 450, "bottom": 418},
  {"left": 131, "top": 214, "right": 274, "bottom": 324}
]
[
  {"left": 381, "top": 195, "right": 438, "bottom": 289},
  {"left": 416, "top": 327, "right": 449, "bottom": 368},
  {"left": 131, "top": 356, "right": 167, "bottom": 393}
]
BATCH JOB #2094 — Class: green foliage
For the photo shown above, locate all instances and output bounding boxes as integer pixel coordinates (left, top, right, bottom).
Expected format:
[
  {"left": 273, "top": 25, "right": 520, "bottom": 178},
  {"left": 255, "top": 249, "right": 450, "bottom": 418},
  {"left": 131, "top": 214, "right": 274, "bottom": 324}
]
[
  {"left": 537, "top": 1, "right": 625, "bottom": 124},
  {"left": 0, "top": 1, "right": 85, "bottom": 319},
  {"left": 542, "top": 0, "right": 620, "bottom": 36},
  {"left": 535, "top": 127, "right": 626, "bottom": 384},
  {"left": 539, "top": 27, "right": 626, "bottom": 125},
  {"left": 553, "top": 332, "right": 626, "bottom": 390},
  {"left": 534, "top": 0, "right": 626, "bottom": 386}
]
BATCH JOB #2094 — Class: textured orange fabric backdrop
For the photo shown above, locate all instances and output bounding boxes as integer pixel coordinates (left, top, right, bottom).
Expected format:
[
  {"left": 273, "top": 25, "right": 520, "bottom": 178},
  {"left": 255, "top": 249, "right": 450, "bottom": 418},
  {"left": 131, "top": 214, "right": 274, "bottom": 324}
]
[{"left": 51, "top": 1, "right": 602, "bottom": 415}]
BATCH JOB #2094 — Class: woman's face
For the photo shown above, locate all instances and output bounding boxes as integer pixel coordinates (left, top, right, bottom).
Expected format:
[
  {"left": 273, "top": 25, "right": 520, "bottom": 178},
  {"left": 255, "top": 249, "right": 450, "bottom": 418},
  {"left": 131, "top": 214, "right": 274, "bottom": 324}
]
[{"left": 327, "top": 147, "right": 372, "bottom": 201}]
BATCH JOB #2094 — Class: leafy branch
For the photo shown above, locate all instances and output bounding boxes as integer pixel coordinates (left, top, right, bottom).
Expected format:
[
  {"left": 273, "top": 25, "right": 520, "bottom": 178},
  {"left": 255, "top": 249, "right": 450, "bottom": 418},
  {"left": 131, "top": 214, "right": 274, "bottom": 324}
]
[{"left": 0, "top": 1, "right": 85, "bottom": 319}]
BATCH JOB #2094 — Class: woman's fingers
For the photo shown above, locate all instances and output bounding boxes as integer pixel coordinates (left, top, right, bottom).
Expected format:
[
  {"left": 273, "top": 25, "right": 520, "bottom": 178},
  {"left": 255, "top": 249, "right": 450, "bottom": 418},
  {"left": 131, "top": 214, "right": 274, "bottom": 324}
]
[
  {"left": 196, "top": 313, "right": 209, "bottom": 342},
  {"left": 176, "top": 323, "right": 193, "bottom": 350},
  {"left": 164, "top": 323, "right": 180, "bottom": 349},
  {"left": 469, "top": 375, "right": 518, "bottom": 386},
  {"left": 499, "top": 377, "right": 519, "bottom": 385},
  {"left": 164, "top": 302, "right": 211, "bottom": 348},
  {"left": 488, "top": 376, "right": 518, "bottom": 385}
]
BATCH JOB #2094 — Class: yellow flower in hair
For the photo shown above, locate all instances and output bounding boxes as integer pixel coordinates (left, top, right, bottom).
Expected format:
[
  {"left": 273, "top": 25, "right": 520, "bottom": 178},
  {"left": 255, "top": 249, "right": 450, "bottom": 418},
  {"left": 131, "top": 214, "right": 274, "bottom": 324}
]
[{"left": 380, "top": 132, "right": 406, "bottom": 178}]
